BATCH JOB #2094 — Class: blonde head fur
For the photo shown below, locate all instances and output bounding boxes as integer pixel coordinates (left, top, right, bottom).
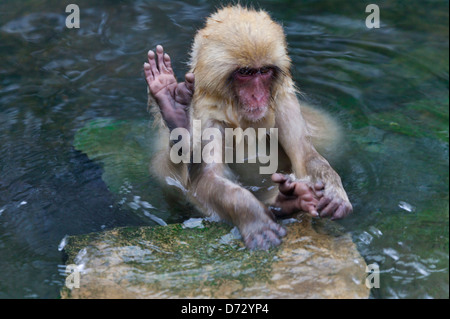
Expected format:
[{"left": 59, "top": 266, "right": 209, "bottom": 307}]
[{"left": 189, "top": 5, "right": 295, "bottom": 129}]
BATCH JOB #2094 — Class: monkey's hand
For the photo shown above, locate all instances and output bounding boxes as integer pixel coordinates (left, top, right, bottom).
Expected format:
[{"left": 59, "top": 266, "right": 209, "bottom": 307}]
[
  {"left": 240, "top": 210, "right": 287, "bottom": 251},
  {"left": 270, "top": 173, "right": 324, "bottom": 217},
  {"left": 144, "top": 45, "right": 194, "bottom": 131},
  {"left": 316, "top": 178, "right": 353, "bottom": 220}
]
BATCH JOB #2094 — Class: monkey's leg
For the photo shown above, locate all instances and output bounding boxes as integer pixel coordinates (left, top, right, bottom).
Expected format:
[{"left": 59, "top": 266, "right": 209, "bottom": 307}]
[
  {"left": 144, "top": 45, "right": 194, "bottom": 131},
  {"left": 190, "top": 164, "right": 286, "bottom": 250}
]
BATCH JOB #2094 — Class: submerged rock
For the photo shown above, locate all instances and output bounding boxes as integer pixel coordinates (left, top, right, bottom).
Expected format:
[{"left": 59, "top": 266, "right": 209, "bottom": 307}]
[{"left": 61, "top": 215, "right": 370, "bottom": 299}]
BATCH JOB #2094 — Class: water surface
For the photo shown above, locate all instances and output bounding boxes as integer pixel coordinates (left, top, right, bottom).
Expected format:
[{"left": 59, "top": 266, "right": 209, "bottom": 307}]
[{"left": 0, "top": 0, "right": 448, "bottom": 298}]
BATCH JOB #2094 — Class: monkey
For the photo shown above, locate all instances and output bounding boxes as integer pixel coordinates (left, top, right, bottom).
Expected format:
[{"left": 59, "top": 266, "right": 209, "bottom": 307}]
[{"left": 144, "top": 5, "right": 352, "bottom": 250}]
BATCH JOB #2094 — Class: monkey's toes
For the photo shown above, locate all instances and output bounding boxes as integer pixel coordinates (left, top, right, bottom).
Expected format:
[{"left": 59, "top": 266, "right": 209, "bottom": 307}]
[
  {"left": 270, "top": 223, "right": 286, "bottom": 237},
  {"left": 243, "top": 224, "right": 285, "bottom": 251}
]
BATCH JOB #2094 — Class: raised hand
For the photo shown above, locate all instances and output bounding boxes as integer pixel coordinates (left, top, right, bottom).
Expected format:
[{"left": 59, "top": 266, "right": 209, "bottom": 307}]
[{"left": 144, "top": 45, "right": 194, "bottom": 131}]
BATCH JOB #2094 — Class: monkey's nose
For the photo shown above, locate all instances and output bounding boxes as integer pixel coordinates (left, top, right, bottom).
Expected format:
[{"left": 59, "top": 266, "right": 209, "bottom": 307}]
[{"left": 252, "top": 93, "right": 266, "bottom": 104}]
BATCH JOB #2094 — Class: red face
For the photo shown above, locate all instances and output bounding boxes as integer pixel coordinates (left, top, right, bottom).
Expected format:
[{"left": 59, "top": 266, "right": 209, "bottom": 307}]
[{"left": 234, "top": 67, "right": 274, "bottom": 122}]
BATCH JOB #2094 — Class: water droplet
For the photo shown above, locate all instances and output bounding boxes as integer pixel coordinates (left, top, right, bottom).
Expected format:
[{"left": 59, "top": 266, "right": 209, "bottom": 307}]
[
  {"left": 58, "top": 235, "right": 69, "bottom": 251},
  {"left": 128, "top": 202, "right": 140, "bottom": 210},
  {"left": 357, "top": 231, "right": 373, "bottom": 245},
  {"left": 18, "top": 201, "right": 27, "bottom": 207},
  {"left": 140, "top": 201, "right": 154, "bottom": 209},
  {"left": 383, "top": 248, "right": 400, "bottom": 261},
  {"left": 398, "top": 201, "right": 416, "bottom": 213},
  {"left": 143, "top": 210, "right": 167, "bottom": 226},
  {"left": 369, "top": 226, "right": 383, "bottom": 237}
]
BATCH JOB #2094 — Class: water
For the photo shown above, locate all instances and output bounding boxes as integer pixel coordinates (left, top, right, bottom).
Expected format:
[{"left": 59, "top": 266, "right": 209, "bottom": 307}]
[{"left": 0, "top": 0, "right": 448, "bottom": 298}]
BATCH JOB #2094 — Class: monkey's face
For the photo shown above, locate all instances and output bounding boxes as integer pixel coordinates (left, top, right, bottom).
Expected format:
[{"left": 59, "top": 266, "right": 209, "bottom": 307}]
[{"left": 233, "top": 66, "right": 274, "bottom": 122}]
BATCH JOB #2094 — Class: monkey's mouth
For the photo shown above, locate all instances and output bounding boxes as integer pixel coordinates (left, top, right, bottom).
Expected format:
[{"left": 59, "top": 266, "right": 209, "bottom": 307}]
[{"left": 243, "top": 105, "right": 267, "bottom": 121}]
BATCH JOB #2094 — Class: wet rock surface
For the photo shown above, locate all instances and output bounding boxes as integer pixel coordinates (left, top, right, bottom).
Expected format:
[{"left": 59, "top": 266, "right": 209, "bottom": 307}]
[{"left": 61, "top": 215, "right": 370, "bottom": 299}]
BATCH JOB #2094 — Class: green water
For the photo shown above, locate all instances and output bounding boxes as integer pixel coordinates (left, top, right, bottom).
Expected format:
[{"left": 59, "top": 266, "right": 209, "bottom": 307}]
[{"left": 0, "top": 0, "right": 448, "bottom": 298}]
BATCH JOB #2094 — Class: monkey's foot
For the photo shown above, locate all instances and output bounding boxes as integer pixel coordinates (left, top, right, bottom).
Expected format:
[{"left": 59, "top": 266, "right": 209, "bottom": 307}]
[
  {"left": 144, "top": 45, "right": 194, "bottom": 131},
  {"left": 241, "top": 218, "right": 286, "bottom": 251},
  {"left": 271, "top": 173, "right": 324, "bottom": 217}
]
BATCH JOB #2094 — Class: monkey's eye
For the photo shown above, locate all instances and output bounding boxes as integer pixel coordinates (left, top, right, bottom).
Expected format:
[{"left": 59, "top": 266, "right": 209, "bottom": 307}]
[
  {"left": 259, "top": 67, "right": 271, "bottom": 74},
  {"left": 237, "top": 68, "right": 255, "bottom": 76}
]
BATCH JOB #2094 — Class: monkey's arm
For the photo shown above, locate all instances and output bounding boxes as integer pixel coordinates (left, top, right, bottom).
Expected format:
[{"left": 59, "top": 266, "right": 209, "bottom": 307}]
[
  {"left": 189, "top": 162, "right": 286, "bottom": 250},
  {"left": 188, "top": 120, "right": 286, "bottom": 251},
  {"left": 275, "top": 94, "right": 352, "bottom": 220}
]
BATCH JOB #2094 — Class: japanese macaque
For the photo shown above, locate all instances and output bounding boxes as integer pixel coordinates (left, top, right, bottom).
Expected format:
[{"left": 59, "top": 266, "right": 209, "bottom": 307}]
[{"left": 144, "top": 5, "right": 352, "bottom": 250}]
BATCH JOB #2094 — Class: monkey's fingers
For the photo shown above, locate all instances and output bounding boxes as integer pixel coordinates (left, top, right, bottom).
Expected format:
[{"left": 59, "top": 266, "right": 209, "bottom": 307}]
[
  {"left": 279, "top": 182, "right": 294, "bottom": 196},
  {"left": 303, "top": 201, "right": 319, "bottom": 217},
  {"left": 143, "top": 62, "right": 153, "bottom": 83},
  {"left": 269, "top": 223, "right": 287, "bottom": 238},
  {"left": 318, "top": 199, "right": 340, "bottom": 218},
  {"left": 310, "top": 210, "right": 319, "bottom": 218},
  {"left": 311, "top": 181, "right": 325, "bottom": 198},
  {"left": 314, "top": 181, "right": 325, "bottom": 191},
  {"left": 244, "top": 225, "right": 285, "bottom": 251},
  {"left": 164, "top": 53, "right": 173, "bottom": 73},
  {"left": 245, "top": 233, "right": 271, "bottom": 251},
  {"left": 271, "top": 173, "right": 288, "bottom": 184},
  {"left": 185, "top": 73, "right": 195, "bottom": 94},
  {"left": 314, "top": 190, "right": 325, "bottom": 198},
  {"left": 260, "top": 230, "right": 282, "bottom": 250},
  {"left": 293, "top": 182, "right": 313, "bottom": 197},
  {"left": 272, "top": 173, "right": 295, "bottom": 196},
  {"left": 297, "top": 194, "right": 319, "bottom": 217},
  {"left": 330, "top": 205, "right": 346, "bottom": 220},
  {"left": 305, "top": 203, "right": 319, "bottom": 218},
  {"left": 271, "top": 196, "right": 298, "bottom": 216},
  {"left": 155, "top": 45, "right": 170, "bottom": 73},
  {"left": 147, "top": 50, "right": 159, "bottom": 77},
  {"left": 317, "top": 196, "right": 331, "bottom": 211},
  {"left": 330, "top": 202, "right": 353, "bottom": 220},
  {"left": 175, "top": 83, "right": 193, "bottom": 108}
]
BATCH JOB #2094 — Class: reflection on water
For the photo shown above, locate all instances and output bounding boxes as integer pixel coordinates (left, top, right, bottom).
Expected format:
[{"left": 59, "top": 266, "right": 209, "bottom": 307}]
[{"left": 0, "top": 0, "right": 448, "bottom": 298}]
